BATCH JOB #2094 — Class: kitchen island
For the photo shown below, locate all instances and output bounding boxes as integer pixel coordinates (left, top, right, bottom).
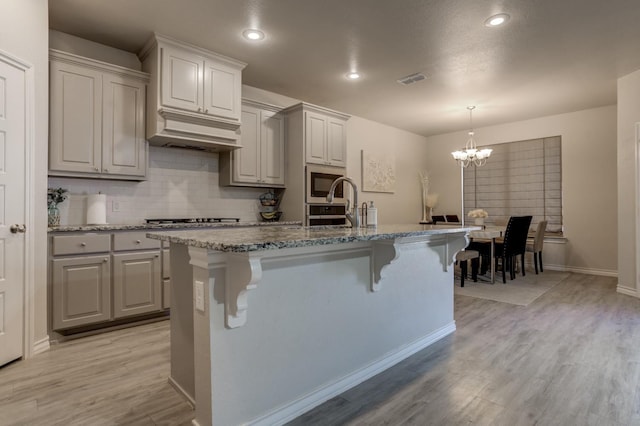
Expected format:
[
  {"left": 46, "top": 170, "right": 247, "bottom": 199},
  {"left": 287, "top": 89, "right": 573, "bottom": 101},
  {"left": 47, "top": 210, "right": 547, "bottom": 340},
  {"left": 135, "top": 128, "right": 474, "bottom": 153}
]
[{"left": 147, "top": 224, "right": 474, "bottom": 426}]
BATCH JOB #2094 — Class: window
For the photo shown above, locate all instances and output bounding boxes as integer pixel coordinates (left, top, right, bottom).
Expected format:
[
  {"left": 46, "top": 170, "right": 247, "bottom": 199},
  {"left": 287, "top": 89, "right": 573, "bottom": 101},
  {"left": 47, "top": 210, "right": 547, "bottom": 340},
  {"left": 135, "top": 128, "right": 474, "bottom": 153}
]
[{"left": 463, "top": 136, "right": 562, "bottom": 232}]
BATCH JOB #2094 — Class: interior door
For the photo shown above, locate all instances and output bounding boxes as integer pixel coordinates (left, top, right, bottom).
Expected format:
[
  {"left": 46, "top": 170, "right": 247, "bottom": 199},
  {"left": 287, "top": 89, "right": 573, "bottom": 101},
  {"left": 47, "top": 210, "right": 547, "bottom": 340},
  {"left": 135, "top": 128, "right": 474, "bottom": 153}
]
[{"left": 0, "top": 54, "right": 27, "bottom": 366}]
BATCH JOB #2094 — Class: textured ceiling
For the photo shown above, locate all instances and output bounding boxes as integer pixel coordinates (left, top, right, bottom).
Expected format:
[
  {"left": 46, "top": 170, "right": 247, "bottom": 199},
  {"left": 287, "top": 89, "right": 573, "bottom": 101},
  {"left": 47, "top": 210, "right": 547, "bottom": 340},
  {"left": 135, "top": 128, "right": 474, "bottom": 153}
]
[{"left": 48, "top": 0, "right": 640, "bottom": 136}]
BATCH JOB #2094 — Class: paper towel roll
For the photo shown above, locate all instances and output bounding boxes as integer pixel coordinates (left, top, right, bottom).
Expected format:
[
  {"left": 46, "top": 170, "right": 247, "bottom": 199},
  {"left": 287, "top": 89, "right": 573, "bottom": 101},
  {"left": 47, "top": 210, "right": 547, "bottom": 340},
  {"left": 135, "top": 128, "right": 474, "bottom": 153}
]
[{"left": 86, "top": 193, "right": 107, "bottom": 225}]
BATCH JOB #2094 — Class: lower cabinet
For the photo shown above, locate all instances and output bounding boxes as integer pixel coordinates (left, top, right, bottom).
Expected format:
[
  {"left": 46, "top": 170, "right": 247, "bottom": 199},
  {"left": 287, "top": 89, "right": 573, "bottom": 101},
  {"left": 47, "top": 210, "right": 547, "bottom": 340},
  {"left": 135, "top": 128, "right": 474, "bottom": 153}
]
[
  {"left": 113, "top": 251, "right": 161, "bottom": 319},
  {"left": 51, "top": 255, "right": 111, "bottom": 330},
  {"left": 50, "top": 231, "right": 168, "bottom": 333}
]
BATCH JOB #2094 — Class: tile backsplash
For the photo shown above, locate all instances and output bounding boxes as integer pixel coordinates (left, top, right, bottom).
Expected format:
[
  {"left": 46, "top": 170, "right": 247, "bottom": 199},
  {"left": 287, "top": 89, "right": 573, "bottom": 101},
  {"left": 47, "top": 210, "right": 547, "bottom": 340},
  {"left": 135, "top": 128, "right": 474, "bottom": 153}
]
[{"left": 48, "top": 146, "right": 267, "bottom": 225}]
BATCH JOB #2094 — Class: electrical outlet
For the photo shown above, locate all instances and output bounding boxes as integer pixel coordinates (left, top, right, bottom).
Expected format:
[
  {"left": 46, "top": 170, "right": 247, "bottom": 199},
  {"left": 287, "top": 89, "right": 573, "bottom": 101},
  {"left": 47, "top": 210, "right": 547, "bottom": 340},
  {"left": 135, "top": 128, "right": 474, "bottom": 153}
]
[
  {"left": 195, "top": 280, "right": 205, "bottom": 312},
  {"left": 112, "top": 200, "right": 120, "bottom": 212}
]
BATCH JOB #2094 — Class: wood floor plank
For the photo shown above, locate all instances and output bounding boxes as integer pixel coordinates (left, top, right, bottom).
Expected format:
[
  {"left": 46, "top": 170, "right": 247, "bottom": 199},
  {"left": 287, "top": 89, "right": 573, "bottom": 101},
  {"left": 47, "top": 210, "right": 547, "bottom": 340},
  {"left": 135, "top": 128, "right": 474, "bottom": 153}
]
[{"left": 1, "top": 272, "right": 637, "bottom": 425}]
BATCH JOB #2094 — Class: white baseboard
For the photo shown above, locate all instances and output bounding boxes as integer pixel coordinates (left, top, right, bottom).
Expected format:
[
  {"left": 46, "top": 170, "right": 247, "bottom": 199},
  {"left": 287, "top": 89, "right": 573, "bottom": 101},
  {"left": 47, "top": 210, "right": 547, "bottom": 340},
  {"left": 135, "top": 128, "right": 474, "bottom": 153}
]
[
  {"left": 545, "top": 264, "right": 618, "bottom": 277},
  {"left": 248, "top": 321, "right": 457, "bottom": 426},
  {"left": 168, "top": 376, "right": 195, "bottom": 408},
  {"left": 32, "top": 335, "right": 50, "bottom": 356},
  {"left": 616, "top": 285, "right": 637, "bottom": 297}
]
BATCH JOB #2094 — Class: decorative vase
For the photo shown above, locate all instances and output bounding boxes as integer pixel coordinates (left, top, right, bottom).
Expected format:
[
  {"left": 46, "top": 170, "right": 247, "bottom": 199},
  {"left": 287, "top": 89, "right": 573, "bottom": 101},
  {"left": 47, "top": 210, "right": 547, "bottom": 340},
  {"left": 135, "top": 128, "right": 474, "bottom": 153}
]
[
  {"left": 474, "top": 217, "right": 485, "bottom": 226},
  {"left": 48, "top": 205, "right": 60, "bottom": 227}
]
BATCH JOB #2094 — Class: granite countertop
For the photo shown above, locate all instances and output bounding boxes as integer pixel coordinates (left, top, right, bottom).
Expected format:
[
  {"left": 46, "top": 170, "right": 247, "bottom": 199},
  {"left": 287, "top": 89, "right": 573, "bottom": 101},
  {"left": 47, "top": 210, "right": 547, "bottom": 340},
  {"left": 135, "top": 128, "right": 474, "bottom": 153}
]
[
  {"left": 146, "top": 224, "right": 478, "bottom": 253},
  {"left": 48, "top": 221, "right": 302, "bottom": 233}
]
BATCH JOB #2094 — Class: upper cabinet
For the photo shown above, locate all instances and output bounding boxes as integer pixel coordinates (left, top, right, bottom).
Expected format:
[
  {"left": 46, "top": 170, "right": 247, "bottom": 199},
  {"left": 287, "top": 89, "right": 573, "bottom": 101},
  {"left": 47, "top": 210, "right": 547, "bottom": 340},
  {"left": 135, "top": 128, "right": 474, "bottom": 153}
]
[
  {"left": 139, "top": 34, "right": 247, "bottom": 151},
  {"left": 220, "top": 100, "right": 285, "bottom": 187},
  {"left": 283, "top": 103, "right": 349, "bottom": 168},
  {"left": 49, "top": 50, "right": 149, "bottom": 180}
]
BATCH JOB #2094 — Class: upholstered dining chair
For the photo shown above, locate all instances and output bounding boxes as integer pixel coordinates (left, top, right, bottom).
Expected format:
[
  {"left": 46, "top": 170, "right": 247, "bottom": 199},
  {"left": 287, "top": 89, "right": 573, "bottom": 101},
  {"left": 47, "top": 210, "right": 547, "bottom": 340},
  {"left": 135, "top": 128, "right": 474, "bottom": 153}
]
[
  {"left": 494, "top": 216, "right": 533, "bottom": 283},
  {"left": 455, "top": 249, "right": 479, "bottom": 287},
  {"left": 526, "top": 220, "right": 547, "bottom": 274}
]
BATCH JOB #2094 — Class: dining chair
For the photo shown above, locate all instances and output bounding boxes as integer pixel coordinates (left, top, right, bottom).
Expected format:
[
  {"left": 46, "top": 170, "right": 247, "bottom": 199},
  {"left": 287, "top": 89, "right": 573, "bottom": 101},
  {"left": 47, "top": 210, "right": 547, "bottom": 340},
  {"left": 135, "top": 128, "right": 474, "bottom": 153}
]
[
  {"left": 455, "top": 249, "right": 479, "bottom": 287},
  {"left": 526, "top": 220, "right": 547, "bottom": 274},
  {"left": 494, "top": 216, "right": 533, "bottom": 283},
  {"left": 432, "top": 215, "right": 446, "bottom": 223},
  {"left": 446, "top": 214, "right": 460, "bottom": 223}
]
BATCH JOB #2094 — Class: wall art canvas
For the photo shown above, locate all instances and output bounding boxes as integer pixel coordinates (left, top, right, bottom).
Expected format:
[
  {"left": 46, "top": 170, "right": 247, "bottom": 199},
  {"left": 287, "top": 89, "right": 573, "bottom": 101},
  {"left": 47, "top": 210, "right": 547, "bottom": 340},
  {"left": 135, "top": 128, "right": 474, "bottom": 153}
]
[{"left": 361, "top": 150, "right": 396, "bottom": 193}]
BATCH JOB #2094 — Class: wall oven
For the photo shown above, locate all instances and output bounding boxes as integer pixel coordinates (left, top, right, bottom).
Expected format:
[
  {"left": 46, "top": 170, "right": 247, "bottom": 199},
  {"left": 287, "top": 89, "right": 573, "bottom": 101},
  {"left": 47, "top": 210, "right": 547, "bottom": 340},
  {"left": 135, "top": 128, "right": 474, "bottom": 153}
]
[
  {"left": 307, "top": 204, "right": 347, "bottom": 226},
  {"left": 306, "top": 165, "right": 346, "bottom": 204}
]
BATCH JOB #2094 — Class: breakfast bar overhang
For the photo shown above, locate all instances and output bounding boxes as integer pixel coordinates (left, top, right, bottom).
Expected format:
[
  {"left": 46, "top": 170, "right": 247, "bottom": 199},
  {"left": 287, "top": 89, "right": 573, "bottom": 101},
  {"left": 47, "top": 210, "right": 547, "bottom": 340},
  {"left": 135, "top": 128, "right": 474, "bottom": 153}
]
[{"left": 147, "top": 224, "right": 474, "bottom": 426}]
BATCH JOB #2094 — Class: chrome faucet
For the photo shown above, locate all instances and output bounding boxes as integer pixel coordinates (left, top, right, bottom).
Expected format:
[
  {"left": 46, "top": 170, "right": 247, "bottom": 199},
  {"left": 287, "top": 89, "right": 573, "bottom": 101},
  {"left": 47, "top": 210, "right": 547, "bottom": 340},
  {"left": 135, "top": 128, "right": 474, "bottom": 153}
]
[{"left": 327, "top": 177, "right": 360, "bottom": 228}]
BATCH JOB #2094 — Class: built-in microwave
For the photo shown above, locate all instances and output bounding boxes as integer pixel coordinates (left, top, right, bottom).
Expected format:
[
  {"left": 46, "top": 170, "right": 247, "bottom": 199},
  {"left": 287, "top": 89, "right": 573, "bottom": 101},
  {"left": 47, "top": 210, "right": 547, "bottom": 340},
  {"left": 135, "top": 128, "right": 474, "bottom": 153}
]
[{"left": 306, "top": 164, "right": 346, "bottom": 204}]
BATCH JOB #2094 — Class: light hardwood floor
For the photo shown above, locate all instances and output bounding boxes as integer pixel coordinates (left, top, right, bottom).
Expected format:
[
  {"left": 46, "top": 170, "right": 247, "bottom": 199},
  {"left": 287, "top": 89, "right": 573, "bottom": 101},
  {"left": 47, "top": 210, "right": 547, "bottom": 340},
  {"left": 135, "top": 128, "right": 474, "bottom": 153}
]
[{"left": 1, "top": 273, "right": 637, "bottom": 425}]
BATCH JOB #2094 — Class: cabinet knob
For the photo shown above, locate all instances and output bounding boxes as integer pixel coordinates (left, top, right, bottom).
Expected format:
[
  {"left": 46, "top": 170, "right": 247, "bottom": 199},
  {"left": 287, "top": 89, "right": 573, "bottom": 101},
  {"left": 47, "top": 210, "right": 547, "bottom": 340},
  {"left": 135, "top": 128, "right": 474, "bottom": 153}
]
[
  {"left": 80, "top": 242, "right": 87, "bottom": 247},
  {"left": 135, "top": 240, "right": 141, "bottom": 244},
  {"left": 103, "top": 258, "right": 108, "bottom": 262},
  {"left": 197, "top": 107, "right": 202, "bottom": 112},
  {"left": 94, "top": 167, "right": 100, "bottom": 172},
  {"left": 155, "top": 254, "right": 160, "bottom": 258},
  {"left": 103, "top": 168, "right": 108, "bottom": 173},
  {"left": 205, "top": 109, "right": 209, "bottom": 113}
]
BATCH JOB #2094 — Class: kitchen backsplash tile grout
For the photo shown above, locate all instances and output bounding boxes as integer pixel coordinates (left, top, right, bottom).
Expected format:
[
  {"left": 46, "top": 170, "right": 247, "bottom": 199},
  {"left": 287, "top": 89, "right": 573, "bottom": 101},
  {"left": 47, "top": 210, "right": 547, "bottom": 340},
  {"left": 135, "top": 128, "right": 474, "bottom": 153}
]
[{"left": 48, "top": 146, "right": 266, "bottom": 225}]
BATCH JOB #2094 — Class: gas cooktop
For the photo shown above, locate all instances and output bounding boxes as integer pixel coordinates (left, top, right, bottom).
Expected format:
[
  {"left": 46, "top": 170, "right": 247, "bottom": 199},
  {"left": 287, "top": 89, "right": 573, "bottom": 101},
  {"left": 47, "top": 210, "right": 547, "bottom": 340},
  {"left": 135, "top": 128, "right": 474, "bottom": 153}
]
[{"left": 145, "top": 217, "right": 240, "bottom": 224}]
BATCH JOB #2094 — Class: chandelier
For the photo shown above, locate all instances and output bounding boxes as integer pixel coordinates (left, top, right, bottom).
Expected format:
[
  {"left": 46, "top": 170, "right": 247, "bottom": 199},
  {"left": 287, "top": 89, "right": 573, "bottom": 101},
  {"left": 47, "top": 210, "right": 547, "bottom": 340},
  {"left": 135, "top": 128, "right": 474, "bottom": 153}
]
[{"left": 451, "top": 106, "right": 492, "bottom": 167}]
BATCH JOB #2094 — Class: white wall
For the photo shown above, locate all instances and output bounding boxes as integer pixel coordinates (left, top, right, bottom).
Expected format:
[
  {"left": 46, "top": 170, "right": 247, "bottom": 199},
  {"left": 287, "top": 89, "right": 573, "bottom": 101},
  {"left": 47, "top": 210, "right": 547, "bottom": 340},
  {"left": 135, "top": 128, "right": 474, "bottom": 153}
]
[
  {"left": 426, "top": 105, "right": 618, "bottom": 275},
  {"left": 617, "top": 70, "right": 640, "bottom": 295},
  {"left": 0, "top": 0, "right": 49, "bottom": 352}
]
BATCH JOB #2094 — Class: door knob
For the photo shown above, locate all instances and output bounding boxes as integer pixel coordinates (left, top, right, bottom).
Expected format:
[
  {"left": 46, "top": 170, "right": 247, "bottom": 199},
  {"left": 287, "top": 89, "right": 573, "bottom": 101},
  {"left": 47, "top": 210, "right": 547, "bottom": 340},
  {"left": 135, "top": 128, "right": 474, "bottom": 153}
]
[{"left": 10, "top": 224, "right": 26, "bottom": 233}]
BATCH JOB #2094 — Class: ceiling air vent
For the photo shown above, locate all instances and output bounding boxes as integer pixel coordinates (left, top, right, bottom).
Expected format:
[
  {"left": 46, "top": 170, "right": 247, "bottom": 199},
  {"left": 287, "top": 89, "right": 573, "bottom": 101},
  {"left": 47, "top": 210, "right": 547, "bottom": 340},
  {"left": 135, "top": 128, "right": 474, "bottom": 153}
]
[{"left": 396, "top": 72, "right": 427, "bottom": 86}]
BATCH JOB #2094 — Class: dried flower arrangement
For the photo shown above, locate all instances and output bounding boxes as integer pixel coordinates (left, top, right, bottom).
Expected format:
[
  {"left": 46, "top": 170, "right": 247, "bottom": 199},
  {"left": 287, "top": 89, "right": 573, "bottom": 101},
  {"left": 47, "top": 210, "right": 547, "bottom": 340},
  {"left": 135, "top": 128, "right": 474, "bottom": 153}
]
[{"left": 468, "top": 209, "right": 489, "bottom": 218}]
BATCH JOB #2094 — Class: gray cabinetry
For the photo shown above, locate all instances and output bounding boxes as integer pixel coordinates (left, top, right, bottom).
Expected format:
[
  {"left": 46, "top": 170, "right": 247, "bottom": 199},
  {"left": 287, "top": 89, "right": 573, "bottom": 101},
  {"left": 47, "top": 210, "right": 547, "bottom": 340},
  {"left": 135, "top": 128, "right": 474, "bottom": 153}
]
[
  {"left": 139, "top": 34, "right": 247, "bottom": 151},
  {"left": 162, "top": 245, "right": 171, "bottom": 309},
  {"left": 112, "top": 231, "right": 162, "bottom": 319},
  {"left": 51, "top": 255, "right": 111, "bottom": 330},
  {"left": 220, "top": 100, "right": 285, "bottom": 187},
  {"left": 49, "top": 49, "right": 149, "bottom": 180},
  {"left": 112, "top": 251, "right": 161, "bottom": 318},
  {"left": 50, "top": 231, "right": 166, "bottom": 332}
]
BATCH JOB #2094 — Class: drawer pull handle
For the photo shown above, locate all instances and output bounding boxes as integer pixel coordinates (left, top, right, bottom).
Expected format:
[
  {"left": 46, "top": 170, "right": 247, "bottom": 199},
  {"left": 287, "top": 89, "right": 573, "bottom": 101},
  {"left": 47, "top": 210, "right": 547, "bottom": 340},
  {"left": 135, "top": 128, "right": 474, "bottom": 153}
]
[{"left": 80, "top": 242, "right": 86, "bottom": 247}]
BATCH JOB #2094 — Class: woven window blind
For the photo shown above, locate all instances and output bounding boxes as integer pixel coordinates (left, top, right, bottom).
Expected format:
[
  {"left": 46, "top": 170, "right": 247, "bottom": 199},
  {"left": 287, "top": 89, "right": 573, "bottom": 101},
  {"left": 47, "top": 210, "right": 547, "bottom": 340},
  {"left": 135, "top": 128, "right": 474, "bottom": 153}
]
[{"left": 463, "top": 136, "right": 562, "bottom": 231}]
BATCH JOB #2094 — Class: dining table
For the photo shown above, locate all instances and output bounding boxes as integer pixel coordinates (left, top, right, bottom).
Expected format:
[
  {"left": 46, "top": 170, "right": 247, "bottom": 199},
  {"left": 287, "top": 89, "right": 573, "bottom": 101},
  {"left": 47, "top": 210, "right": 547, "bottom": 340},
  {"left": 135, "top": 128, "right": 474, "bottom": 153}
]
[{"left": 468, "top": 226, "right": 504, "bottom": 283}]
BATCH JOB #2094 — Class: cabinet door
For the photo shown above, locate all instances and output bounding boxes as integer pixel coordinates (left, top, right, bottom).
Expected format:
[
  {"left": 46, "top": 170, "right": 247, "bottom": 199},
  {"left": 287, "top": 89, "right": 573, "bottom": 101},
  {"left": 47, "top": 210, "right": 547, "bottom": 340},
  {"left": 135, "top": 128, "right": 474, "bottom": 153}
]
[
  {"left": 160, "top": 47, "right": 203, "bottom": 112},
  {"left": 52, "top": 255, "right": 111, "bottom": 330},
  {"left": 203, "top": 59, "right": 241, "bottom": 121},
  {"left": 327, "top": 118, "right": 347, "bottom": 167},
  {"left": 305, "top": 111, "right": 328, "bottom": 165},
  {"left": 233, "top": 106, "right": 261, "bottom": 184},
  {"left": 113, "top": 251, "right": 161, "bottom": 319},
  {"left": 49, "top": 60, "right": 102, "bottom": 174},
  {"left": 260, "top": 110, "right": 285, "bottom": 185},
  {"left": 102, "top": 74, "right": 147, "bottom": 177}
]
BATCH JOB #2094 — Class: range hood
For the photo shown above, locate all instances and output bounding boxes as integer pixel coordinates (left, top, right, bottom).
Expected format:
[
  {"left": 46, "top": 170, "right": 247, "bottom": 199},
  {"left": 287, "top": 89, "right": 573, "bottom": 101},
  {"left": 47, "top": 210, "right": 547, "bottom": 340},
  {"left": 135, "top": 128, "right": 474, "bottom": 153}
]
[
  {"left": 139, "top": 33, "right": 247, "bottom": 152},
  {"left": 147, "top": 107, "right": 243, "bottom": 152}
]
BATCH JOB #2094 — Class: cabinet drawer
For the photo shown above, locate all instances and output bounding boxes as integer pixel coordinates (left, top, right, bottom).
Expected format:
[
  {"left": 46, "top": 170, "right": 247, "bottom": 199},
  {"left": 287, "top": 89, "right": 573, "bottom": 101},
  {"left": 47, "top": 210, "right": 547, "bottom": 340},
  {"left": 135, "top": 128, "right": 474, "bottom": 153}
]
[
  {"left": 113, "top": 232, "right": 161, "bottom": 251},
  {"left": 52, "top": 234, "right": 111, "bottom": 256}
]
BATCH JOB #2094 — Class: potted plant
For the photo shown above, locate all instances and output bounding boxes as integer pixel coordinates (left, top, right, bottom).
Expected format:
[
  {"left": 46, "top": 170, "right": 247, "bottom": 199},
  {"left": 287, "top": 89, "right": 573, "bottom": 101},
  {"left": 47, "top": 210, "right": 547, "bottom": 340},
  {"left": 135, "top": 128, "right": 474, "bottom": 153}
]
[
  {"left": 468, "top": 208, "right": 489, "bottom": 225},
  {"left": 48, "top": 187, "right": 68, "bottom": 226}
]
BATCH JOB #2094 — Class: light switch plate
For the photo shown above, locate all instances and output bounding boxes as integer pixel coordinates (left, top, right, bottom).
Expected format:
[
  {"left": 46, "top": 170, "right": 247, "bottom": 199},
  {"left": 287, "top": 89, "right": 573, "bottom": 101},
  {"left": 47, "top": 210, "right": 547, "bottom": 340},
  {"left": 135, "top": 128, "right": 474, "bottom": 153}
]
[{"left": 195, "top": 280, "right": 205, "bottom": 312}]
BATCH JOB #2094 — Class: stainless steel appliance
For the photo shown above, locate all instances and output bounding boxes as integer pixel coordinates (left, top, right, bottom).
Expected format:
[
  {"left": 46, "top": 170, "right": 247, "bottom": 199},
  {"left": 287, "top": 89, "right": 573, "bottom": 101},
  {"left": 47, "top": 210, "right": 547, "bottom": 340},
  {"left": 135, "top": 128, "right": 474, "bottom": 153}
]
[
  {"left": 307, "top": 204, "right": 347, "bottom": 226},
  {"left": 306, "top": 165, "right": 346, "bottom": 204}
]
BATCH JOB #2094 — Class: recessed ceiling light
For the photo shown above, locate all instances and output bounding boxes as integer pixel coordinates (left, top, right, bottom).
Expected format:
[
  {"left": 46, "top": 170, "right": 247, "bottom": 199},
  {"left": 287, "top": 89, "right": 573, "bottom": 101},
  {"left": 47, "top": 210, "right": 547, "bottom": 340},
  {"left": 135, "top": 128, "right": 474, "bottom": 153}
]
[
  {"left": 346, "top": 72, "right": 360, "bottom": 80},
  {"left": 485, "top": 13, "right": 510, "bottom": 27},
  {"left": 243, "top": 29, "right": 265, "bottom": 41}
]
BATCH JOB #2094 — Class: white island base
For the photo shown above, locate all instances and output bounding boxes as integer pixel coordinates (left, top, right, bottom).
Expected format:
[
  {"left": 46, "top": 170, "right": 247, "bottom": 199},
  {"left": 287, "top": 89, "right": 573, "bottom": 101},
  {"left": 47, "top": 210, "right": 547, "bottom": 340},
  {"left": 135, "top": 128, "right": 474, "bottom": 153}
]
[{"left": 165, "top": 229, "right": 469, "bottom": 426}]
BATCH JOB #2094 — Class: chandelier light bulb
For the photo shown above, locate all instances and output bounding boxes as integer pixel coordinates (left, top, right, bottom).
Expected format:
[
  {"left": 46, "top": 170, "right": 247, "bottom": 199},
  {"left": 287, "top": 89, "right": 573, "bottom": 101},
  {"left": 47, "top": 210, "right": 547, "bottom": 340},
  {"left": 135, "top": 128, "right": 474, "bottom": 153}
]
[{"left": 451, "top": 106, "right": 492, "bottom": 167}]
